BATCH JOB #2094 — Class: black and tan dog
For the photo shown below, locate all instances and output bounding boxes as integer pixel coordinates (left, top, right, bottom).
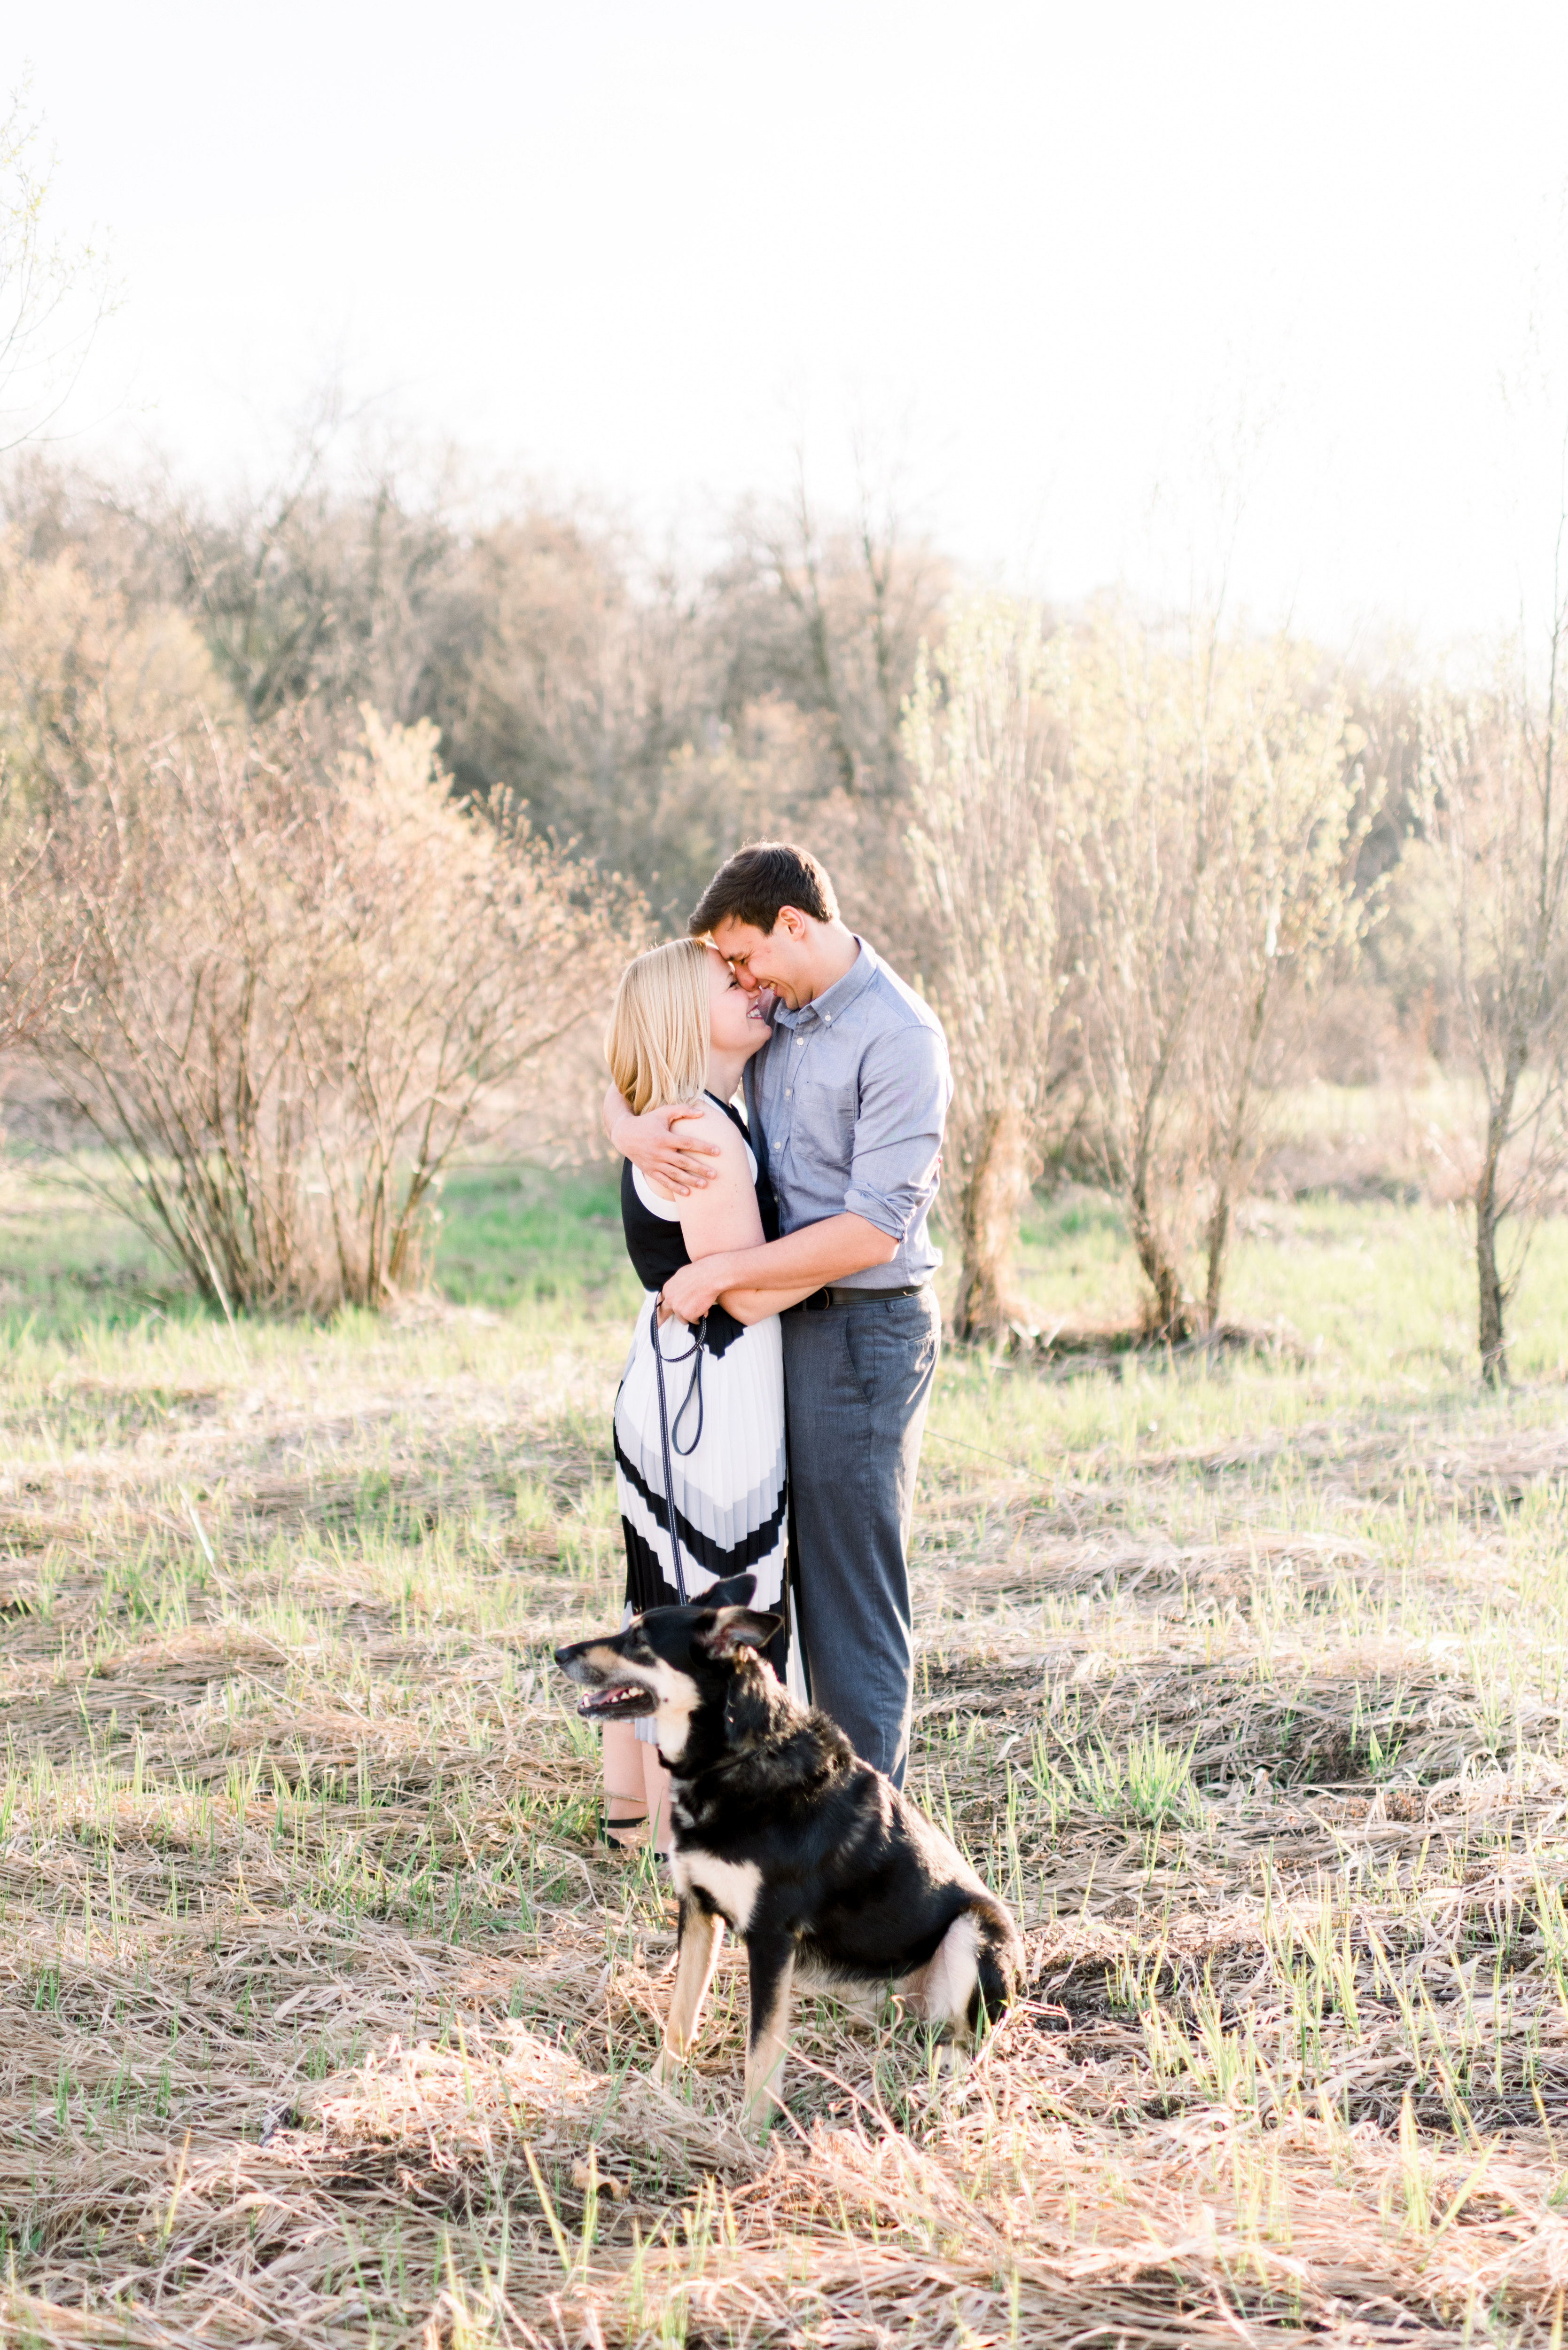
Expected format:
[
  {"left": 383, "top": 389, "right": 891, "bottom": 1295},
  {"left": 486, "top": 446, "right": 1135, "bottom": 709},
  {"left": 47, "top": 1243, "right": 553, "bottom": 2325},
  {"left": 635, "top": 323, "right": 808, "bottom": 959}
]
[{"left": 555, "top": 1574, "right": 1024, "bottom": 2128}]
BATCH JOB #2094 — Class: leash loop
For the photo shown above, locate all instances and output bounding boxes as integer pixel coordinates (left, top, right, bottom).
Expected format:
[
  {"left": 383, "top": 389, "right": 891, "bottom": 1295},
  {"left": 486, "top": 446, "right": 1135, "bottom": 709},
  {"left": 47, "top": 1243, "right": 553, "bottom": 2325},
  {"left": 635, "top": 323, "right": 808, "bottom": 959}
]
[{"left": 670, "top": 1323, "right": 706, "bottom": 1456}]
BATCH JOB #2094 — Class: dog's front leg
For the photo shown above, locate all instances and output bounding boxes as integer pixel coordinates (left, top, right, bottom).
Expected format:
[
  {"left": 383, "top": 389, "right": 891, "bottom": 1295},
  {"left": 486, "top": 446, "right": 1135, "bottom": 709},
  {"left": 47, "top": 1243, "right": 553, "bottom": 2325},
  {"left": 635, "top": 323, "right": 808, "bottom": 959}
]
[
  {"left": 651, "top": 1895, "right": 725, "bottom": 2085},
  {"left": 740, "top": 1933, "right": 796, "bottom": 2133}
]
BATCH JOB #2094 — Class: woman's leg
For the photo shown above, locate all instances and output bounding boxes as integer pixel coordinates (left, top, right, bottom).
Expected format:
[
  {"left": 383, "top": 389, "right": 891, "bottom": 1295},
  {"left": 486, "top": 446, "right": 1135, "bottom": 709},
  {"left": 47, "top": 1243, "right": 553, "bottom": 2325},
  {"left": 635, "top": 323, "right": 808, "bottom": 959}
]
[
  {"left": 641, "top": 1745, "right": 674, "bottom": 1854},
  {"left": 602, "top": 1720, "right": 649, "bottom": 1847}
]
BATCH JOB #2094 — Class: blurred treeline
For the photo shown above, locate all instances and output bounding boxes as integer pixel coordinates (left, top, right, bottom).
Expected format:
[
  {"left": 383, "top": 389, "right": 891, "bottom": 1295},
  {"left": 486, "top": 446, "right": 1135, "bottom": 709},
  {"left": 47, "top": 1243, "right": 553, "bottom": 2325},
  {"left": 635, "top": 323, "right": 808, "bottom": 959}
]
[
  {"left": 0, "top": 430, "right": 1460, "bottom": 1077},
  {"left": 0, "top": 426, "right": 1556, "bottom": 1375},
  {"left": 0, "top": 434, "right": 947, "bottom": 934}
]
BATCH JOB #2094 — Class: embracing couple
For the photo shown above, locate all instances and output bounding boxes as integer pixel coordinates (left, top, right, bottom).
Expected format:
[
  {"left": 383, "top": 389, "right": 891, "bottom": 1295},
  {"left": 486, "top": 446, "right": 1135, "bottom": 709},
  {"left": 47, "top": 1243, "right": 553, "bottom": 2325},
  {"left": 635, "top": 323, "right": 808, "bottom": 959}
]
[{"left": 598, "top": 840, "right": 951, "bottom": 1854}]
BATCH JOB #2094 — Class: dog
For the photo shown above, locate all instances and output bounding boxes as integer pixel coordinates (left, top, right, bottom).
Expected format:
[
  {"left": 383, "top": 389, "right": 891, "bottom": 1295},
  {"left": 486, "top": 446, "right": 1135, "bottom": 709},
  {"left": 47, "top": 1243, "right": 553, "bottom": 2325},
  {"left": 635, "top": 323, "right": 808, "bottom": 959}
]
[{"left": 555, "top": 1573, "right": 1024, "bottom": 2129}]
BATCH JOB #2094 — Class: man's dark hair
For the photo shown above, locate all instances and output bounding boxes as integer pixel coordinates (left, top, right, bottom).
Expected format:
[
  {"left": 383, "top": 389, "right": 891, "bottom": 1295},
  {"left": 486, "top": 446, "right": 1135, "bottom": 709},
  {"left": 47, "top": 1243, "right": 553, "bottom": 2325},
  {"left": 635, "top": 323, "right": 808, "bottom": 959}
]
[{"left": 689, "top": 842, "right": 839, "bottom": 938}]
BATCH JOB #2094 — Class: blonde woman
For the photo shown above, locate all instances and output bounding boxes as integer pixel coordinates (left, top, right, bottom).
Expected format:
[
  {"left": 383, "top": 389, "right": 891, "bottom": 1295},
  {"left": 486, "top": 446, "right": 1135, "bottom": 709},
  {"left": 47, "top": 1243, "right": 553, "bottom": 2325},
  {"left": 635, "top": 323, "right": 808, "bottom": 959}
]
[{"left": 599, "top": 940, "right": 813, "bottom": 1854}]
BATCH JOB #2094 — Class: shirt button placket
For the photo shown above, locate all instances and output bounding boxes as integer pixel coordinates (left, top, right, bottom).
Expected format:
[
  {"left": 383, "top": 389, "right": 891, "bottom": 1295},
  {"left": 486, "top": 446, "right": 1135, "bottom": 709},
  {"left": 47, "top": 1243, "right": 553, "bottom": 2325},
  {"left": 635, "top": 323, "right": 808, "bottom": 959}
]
[{"left": 786, "top": 1020, "right": 807, "bottom": 1104}]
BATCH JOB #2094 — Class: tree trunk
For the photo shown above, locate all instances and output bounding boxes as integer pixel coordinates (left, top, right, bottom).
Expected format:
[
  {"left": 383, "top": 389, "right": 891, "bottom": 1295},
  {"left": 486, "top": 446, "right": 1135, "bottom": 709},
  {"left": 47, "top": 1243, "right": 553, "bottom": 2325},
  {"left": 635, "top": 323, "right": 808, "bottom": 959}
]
[
  {"left": 1475, "top": 1087, "right": 1516, "bottom": 1387},
  {"left": 1476, "top": 1194, "right": 1506, "bottom": 1385},
  {"left": 1125, "top": 1130, "right": 1191, "bottom": 1339},
  {"left": 953, "top": 1104, "right": 1029, "bottom": 1343},
  {"left": 1204, "top": 1192, "right": 1231, "bottom": 1331},
  {"left": 1205, "top": 970, "right": 1273, "bottom": 1332},
  {"left": 1127, "top": 1189, "right": 1189, "bottom": 1339},
  {"left": 1123, "top": 1034, "right": 1198, "bottom": 1343}
]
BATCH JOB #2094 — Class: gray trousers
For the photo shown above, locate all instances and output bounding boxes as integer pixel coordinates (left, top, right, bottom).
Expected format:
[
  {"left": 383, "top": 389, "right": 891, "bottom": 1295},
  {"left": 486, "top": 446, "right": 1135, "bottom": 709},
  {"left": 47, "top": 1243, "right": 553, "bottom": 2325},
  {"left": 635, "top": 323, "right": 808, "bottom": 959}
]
[{"left": 781, "top": 1287, "right": 940, "bottom": 1788}]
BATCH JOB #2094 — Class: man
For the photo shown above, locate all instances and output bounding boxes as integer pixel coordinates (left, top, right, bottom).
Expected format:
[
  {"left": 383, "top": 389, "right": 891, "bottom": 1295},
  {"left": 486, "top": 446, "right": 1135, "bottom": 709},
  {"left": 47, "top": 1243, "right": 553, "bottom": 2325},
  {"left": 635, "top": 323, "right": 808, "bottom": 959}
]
[{"left": 603, "top": 841, "right": 950, "bottom": 1787}]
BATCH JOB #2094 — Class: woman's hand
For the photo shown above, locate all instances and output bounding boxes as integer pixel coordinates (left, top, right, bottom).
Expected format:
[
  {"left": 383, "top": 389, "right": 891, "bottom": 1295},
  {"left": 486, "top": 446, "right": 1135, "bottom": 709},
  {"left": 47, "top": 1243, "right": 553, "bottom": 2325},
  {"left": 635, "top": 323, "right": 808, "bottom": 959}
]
[{"left": 660, "top": 1256, "right": 733, "bottom": 1324}]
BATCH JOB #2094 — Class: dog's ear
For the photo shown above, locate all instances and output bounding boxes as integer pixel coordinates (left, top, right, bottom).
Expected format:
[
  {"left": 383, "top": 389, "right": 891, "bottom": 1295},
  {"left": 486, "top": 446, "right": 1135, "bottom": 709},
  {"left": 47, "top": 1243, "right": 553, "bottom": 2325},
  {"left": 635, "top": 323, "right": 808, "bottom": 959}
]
[
  {"left": 701, "top": 1573, "right": 757, "bottom": 1612},
  {"left": 700, "top": 1605, "right": 781, "bottom": 1658}
]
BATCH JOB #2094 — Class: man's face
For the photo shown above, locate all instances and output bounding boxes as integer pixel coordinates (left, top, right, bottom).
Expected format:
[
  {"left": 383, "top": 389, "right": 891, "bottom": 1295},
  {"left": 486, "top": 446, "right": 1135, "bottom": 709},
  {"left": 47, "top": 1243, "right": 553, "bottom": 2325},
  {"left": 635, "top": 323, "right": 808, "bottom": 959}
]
[{"left": 709, "top": 910, "right": 811, "bottom": 1010}]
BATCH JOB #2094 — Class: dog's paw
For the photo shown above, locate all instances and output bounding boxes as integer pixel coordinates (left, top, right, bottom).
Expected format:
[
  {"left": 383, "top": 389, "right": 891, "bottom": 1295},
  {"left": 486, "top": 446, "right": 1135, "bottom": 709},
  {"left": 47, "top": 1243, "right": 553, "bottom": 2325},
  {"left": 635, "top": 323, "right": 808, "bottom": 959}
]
[{"left": 649, "top": 2046, "right": 683, "bottom": 2087}]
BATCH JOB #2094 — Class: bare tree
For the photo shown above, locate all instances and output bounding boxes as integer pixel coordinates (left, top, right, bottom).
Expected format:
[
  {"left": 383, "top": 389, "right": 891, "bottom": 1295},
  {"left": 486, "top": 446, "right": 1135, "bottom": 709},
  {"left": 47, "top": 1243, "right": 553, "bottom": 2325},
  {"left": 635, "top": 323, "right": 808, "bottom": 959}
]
[
  {"left": 1197, "top": 647, "right": 1374, "bottom": 1324},
  {"left": 724, "top": 444, "right": 948, "bottom": 806},
  {"left": 903, "top": 594, "right": 1062, "bottom": 1341},
  {"left": 438, "top": 505, "right": 709, "bottom": 886},
  {"left": 0, "top": 85, "right": 115, "bottom": 452},
  {"left": 1061, "top": 607, "right": 1374, "bottom": 1337},
  {"left": 1057, "top": 604, "right": 1229, "bottom": 1336},
  {"left": 162, "top": 397, "right": 472, "bottom": 728},
  {"left": 1416, "top": 617, "right": 1568, "bottom": 1383}
]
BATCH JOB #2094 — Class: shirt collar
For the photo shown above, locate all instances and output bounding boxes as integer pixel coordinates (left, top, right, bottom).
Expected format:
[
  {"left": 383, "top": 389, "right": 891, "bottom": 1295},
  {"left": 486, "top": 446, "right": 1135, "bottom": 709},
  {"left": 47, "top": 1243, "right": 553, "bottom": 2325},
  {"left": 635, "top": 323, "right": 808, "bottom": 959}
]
[{"left": 773, "top": 936, "right": 878, "bottom": 1028}]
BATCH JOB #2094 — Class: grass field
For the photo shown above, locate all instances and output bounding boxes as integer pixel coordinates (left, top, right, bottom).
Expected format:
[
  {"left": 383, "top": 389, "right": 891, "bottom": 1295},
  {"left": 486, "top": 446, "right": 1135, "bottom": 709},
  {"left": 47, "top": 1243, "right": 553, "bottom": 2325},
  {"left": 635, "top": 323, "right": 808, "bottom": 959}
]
[{"left": 6, "top": 1156, "right": 1568, "bottom": 2346}]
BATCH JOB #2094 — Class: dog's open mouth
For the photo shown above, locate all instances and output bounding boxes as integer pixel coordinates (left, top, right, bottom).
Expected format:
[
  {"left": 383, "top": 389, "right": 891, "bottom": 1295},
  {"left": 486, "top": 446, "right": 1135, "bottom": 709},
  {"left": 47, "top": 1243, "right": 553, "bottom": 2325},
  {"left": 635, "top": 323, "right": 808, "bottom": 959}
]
[{"left": 576, "top": 1679, "right": 657, "bottom": 1723}]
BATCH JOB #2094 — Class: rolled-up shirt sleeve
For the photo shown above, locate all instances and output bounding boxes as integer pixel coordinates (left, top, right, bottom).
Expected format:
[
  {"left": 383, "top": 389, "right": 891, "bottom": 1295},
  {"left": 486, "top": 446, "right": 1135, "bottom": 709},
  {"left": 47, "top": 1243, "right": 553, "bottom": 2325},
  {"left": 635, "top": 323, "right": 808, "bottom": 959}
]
[{"left": 843, "top": 1023, "right": 952, "bottom": 1241}]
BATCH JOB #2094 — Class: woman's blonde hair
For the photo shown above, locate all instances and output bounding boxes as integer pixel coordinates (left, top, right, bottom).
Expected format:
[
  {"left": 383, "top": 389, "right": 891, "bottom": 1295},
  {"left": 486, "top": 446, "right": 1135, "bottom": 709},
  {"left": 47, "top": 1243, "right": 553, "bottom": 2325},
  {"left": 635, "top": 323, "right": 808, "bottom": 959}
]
[{"left": 605, "top": 937, "right": 710, "bottom": 1115}]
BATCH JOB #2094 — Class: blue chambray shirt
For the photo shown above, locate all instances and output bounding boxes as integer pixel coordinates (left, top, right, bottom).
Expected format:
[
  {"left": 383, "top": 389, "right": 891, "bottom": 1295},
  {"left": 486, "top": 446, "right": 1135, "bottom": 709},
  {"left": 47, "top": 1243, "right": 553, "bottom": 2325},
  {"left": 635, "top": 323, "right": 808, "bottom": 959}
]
[{"left": 742, "top": 938, "right": 952, "bottom": 1290}]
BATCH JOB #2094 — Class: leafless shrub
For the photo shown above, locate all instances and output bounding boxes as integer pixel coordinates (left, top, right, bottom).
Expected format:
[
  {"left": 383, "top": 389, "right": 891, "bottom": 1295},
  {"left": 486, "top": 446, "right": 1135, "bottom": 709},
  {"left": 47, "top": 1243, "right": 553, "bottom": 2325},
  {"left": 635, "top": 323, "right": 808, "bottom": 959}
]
[
  {"left": 29, "top": 707, "right": 625, "bottom": 1313},
  {"left": 1057, "top": 606, "right": 1228, "bottom": 1335},
  {"left": 1193, "top": 643, "right": 1374, "bottom": 1324},
  {"left": 1417, "top": 625, "right": 1568, "bottom": 1383},
  {"left": 0, "top": 535, "right": 211, "bottom": 1078},
  {"left": 1060, "top": 605, "right": 1372, "bottom": 1336},
  {"left": 0, "top": 776, "right": 73, "bottom": 1056},
  {"left": 904, "top": 594, "right": 1062, "bottom": 1342}
]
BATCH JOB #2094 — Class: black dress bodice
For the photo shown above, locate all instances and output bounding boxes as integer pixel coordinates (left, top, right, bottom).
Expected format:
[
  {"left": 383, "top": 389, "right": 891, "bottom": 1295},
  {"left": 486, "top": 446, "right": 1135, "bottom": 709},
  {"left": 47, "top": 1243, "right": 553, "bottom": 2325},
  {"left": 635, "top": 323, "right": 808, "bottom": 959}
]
[{"left": 619, "top": 1093, "right": 778, "bottom": 1357}]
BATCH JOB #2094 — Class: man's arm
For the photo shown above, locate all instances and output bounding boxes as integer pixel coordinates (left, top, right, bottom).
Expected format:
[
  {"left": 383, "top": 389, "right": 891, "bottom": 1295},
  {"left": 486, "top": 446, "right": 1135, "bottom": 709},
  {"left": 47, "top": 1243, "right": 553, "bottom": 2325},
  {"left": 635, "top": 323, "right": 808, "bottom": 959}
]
[
  {"left": 602, "top": 1082, "right": 721, "bottom": 1193},
  {"left": 841, "top": 1021, "right": 950, "bottom": 1243},
  {"left": 663, "top": 1018, "right": 950, "bottom": 1322},
  {"left": 715, "top": 1277, "right": 826, "bottom": 1324},
  {"left": 660, "top": 1212, "right": 897, "bottom": 1324}
]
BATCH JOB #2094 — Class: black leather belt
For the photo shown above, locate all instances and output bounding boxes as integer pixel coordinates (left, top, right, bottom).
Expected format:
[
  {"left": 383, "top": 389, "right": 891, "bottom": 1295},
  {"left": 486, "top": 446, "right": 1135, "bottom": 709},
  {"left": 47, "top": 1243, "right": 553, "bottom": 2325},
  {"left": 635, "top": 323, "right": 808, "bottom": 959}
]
[{"left": 785, "top": 1283, "right": 929, "bottom": 1314}]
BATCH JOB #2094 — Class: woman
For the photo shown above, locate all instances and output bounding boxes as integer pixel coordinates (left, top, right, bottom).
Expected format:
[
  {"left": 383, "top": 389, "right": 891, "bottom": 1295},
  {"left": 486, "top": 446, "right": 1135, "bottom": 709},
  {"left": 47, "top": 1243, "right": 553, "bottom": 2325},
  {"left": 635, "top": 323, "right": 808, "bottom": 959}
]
[{"left": 600, "top": 938, "right": 812, "bottom": 1853}]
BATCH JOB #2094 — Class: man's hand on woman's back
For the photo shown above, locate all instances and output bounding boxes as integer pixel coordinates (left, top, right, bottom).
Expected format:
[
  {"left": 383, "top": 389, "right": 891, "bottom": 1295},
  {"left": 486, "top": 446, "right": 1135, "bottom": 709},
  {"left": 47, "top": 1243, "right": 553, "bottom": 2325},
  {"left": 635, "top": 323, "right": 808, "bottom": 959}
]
[{"left": 603, "top": 1086, "right": 723, "bottom": 1194}]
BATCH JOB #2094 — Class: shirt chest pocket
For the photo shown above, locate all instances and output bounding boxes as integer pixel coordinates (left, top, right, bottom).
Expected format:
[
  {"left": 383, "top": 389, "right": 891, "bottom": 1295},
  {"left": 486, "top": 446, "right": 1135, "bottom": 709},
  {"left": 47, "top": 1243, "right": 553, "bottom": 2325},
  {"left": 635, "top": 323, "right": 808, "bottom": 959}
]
[{"left": 794, "top": 1034, "right": 859, "bottom": 1152}]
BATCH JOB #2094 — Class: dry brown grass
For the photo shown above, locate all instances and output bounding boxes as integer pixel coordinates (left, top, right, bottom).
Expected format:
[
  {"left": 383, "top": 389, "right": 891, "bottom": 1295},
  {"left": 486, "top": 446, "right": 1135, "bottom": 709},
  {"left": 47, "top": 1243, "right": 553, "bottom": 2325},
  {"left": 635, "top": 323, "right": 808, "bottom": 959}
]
[{"left": 7, "top": 1179, "right": 1568, "bottom": 2343}]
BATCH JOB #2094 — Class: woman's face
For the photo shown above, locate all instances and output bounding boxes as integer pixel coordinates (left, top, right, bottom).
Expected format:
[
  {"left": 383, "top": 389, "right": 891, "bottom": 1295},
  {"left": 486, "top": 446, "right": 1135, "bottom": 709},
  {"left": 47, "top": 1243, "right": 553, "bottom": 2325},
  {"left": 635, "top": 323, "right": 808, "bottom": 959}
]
[{"left": 706, "top": 945, "right": 772, "bottom": 1061}]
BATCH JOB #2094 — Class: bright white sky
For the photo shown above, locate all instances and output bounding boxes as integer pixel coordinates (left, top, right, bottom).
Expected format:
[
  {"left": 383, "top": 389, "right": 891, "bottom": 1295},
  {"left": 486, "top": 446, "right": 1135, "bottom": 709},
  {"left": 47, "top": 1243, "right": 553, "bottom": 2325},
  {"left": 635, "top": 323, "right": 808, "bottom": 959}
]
[{"left": 15, "top": 1, "right": 1568, "bottom": 647}]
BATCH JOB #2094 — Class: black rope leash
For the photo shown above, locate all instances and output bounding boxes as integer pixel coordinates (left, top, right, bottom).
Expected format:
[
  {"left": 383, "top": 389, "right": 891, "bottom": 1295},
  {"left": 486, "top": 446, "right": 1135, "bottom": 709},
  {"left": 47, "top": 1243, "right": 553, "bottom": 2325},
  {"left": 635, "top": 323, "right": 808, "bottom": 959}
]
[{"left": 649, "top": 1299, "right": 707, "bottom": 1605}]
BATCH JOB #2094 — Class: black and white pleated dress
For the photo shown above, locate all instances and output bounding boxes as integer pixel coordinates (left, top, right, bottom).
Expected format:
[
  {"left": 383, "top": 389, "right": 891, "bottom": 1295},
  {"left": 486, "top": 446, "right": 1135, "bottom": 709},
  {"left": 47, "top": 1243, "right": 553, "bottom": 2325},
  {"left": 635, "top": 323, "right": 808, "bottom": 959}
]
[{"left": 614, "top": 1094, "right": 800, "bottom": 1741}]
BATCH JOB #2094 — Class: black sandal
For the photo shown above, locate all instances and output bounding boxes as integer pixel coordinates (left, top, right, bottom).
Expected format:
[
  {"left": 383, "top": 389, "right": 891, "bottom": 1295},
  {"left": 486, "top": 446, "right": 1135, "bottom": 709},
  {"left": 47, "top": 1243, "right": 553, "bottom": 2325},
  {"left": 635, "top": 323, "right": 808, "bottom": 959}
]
[{"left": 598, "top": 1808, "right": 649, "bottom": 1849}]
